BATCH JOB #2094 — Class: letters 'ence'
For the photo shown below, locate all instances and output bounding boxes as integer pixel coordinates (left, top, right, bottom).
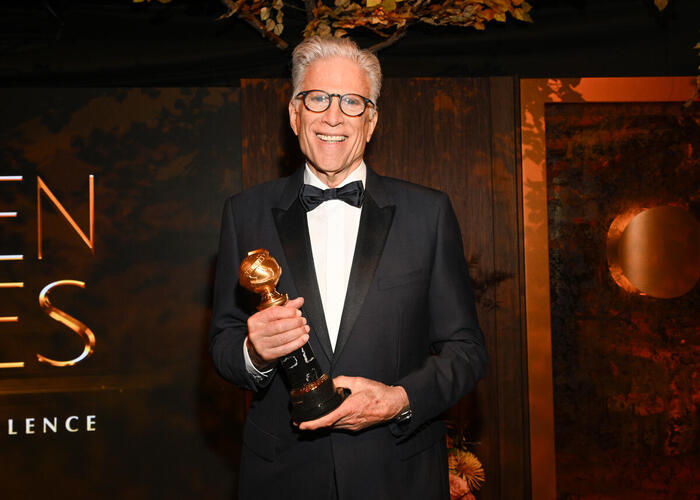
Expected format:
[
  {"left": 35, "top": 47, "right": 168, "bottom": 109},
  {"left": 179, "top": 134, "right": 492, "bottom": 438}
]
[{"left": 0, "top": 175, "right": 96, "bottom": 369}]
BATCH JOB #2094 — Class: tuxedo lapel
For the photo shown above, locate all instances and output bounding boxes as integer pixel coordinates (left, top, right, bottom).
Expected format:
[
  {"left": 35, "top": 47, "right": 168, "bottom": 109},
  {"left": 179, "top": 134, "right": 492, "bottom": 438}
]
[
  {"left": 272, "top": 172, "right": 334, "bottom": 364},
  {"left": 333, "top": 173, "right": 395, "bottom": 363}
]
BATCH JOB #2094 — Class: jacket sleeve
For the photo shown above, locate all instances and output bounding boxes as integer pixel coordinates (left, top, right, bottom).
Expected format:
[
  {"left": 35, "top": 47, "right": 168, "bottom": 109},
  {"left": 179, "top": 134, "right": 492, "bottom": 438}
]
[
  {"left": 209, "top": 197, "right": 271, "bottom": 391},
  {"left": 392, "top": 192, "right": 488, "bottom": 437}
]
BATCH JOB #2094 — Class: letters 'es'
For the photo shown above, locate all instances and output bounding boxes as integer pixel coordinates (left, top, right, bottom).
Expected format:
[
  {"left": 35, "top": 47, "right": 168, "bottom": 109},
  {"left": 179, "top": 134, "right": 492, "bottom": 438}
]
[{"left": 0, "top": 175, "right": 95, "bottom": 369}]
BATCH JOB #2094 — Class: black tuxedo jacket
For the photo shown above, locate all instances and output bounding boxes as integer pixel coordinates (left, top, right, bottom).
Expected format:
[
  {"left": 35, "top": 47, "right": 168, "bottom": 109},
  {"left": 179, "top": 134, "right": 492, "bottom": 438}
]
[{"left": 210, "top": 167, "right": 487, "bottom": 500}]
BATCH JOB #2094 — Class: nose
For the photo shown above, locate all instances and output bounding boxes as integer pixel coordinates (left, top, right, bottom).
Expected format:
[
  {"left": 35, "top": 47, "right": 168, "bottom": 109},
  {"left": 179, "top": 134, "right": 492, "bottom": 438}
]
[{"left": 322, "top": 95, "right": 344, "bottom": 126}]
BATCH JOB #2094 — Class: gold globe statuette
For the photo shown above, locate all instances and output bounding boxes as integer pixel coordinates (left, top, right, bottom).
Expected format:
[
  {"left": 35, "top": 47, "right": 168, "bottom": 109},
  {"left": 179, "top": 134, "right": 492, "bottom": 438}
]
[
  {"left": 239, "top": 248, "right": 289, "bottom": 310},
  {"left": 239, "top": 249, "right": 348, "bottom": 423}
]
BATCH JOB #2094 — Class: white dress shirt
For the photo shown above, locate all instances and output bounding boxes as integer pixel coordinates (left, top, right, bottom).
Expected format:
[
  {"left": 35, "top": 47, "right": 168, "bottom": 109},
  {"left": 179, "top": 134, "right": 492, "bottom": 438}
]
[{"left": 244, "top": 162, "right": 366, "bottom": 381}]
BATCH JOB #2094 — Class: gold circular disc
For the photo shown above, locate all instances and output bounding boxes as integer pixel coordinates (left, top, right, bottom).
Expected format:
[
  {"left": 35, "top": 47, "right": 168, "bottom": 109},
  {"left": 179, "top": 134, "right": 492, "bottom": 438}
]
[{"left": 608, "top": 206, "right": 700, "bottom": 299}]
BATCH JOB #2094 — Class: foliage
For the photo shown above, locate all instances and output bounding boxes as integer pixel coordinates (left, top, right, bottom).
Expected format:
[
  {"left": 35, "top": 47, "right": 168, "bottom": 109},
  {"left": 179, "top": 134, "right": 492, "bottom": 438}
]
[
  {"left": 466, "top": 254, "right": 513, "bottom": 311},
  {"left": 216, "top": 0, "right": 532, "bottom": 50},
  {"left": 131, "top": 0, "right": 698, "bottom": 93},
  {"left": 690, "top": 41, "right": 700, "bottom": 105},
  {"left": 687, "top": 43, "right": 700, "bottom": 106},
  {"left": 653, "top": 0, "right": 699, "bottom": 103}
]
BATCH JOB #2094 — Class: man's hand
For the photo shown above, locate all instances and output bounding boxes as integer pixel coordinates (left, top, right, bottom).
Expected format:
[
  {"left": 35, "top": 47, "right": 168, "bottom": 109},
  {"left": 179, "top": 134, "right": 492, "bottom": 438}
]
[
  {"left": 246, "top": 297, "right": 309, "bottom": 371},
  {"left": 299, "top": 376, "right": 409, "bottom": 432}
]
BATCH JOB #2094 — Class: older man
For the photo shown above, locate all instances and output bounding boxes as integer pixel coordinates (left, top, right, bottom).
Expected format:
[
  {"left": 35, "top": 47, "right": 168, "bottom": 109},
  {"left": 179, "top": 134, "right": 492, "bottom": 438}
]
[{"left": 210, "top": 36, "right": 487, "bottom": 500}]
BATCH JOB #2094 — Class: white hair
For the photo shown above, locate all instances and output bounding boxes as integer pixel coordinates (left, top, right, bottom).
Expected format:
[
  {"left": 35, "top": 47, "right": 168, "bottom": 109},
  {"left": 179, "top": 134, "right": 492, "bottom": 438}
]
[{"left": 290, "top": 36, "right": 383, "bottom": 106}]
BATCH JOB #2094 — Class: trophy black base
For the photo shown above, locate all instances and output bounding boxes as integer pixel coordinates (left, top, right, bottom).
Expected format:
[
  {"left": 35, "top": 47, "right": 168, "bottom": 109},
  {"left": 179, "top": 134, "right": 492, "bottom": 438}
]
[{"left": 290, "top": 374, "right": 349, "bottom": 423}]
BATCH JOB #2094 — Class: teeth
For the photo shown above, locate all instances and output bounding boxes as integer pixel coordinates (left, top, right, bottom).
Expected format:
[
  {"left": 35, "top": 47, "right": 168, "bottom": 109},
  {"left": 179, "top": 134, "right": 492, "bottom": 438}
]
[{"left": 317, "top": 134, "right": 346, "bottom": 142}]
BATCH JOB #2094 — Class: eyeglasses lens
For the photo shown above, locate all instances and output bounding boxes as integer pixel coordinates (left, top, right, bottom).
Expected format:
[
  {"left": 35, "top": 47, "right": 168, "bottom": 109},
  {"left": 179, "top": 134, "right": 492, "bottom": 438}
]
[{"left": 303, "top": 91, "right": 367, "bottom": 117}]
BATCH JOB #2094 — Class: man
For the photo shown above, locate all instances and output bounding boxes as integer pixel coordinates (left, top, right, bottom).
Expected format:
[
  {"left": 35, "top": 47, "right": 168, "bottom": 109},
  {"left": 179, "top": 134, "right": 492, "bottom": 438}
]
[{"left": 210, "top": 36, "right": 487, "bottom": 500}]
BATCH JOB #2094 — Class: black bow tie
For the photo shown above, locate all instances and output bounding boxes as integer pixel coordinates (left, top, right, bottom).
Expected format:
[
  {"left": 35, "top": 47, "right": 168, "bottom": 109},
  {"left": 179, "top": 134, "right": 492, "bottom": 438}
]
[{"left": 299, "top": 181, "right": 364, "bottom": 212}]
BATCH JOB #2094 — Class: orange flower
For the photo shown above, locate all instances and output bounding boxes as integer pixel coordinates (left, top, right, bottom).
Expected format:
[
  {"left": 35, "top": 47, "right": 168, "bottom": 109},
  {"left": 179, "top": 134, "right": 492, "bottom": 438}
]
[{"left": 448, "top": 450, "right": 485, "bottom": 492}]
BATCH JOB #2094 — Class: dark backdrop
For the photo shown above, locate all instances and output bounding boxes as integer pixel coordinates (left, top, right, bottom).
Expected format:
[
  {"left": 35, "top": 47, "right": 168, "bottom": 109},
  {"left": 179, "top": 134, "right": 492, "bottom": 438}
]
[
  {"left": 1, "top": 0, "right": 699, "bottom": 86},
  {"left": 0, "top": 87, "right": 245, "bottom": 499}
]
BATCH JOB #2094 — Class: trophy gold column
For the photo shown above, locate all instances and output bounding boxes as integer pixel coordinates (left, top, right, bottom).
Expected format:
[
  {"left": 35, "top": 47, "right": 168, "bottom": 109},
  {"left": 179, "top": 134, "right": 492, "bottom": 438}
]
[{"left": 239, "top": 248, "right": 347, "bottom": 423}]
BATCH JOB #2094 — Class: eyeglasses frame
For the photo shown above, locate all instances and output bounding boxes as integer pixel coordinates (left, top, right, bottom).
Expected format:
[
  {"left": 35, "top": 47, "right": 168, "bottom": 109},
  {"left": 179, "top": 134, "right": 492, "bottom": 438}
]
[{"left": 295, "top": 90, "right": 375, "bottom": 117}]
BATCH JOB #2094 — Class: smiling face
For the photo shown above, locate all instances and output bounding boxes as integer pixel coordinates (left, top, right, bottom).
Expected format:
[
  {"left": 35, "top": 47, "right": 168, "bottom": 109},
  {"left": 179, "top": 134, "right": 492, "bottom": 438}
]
[{"left": 289, "top": 56, "right": 378, "bottom": 187}]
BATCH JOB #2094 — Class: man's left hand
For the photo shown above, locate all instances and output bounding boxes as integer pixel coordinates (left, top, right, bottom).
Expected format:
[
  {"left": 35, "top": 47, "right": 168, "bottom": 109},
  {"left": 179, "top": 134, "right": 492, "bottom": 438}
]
[{"left": 298, "top": 376, "right": 409, "bottom": 432}]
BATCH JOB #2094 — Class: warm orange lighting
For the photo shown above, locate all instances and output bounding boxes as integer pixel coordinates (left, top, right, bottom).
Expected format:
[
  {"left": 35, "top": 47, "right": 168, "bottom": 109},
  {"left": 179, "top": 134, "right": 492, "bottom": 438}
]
[
  {"left": 36, "top": 280, "right": 95, "bottom": 367},
  {"left": 0, "top": 255, "right": 23, "bottom": 261},
  {"left": 0, "top": 177, "right": 24, "bottom": 262},
  {"left": 520, "top": 76, "right": 696, "bottom": 500},
  {"left": 0, "top": 307, "right": 22, "bottom": 368},
  {"left": 37, "top": 175, "right": 95, "bottom": 260},
  {"left": 0, "top": 361, "right": 24, "bottom": 368},
  {"left": 608, "top": 206, "right": 700, "bottom": 298},
  {"left": 0, "top": 175, "right": 24, "bottom": 369},
  {"left": 0, "top": 282, "right": 24, "bottom": 288},
  {"left": 607, "top": 207, "right": 648, "bottom": 294}
]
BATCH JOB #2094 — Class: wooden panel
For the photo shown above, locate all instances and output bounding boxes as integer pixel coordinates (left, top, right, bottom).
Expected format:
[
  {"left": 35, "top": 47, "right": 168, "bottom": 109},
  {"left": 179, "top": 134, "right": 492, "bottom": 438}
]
[
  {"left": 240, "top": 76, "right": 530, "bottom": 499},
  {"left": 519, "top": 77, "right": 697, "bottom": 500},
  {"left": 489, "top": 76, "right": 531, "bottom": 497},
  {"left": 240, "top": 79, "right": 302, "bottom": 188}
]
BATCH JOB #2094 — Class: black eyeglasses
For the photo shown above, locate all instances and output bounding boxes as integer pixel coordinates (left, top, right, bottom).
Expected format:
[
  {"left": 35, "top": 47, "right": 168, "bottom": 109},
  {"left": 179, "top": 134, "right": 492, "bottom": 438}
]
[{"left": 295, "top": 90, "right": 375, "bottom": 117}]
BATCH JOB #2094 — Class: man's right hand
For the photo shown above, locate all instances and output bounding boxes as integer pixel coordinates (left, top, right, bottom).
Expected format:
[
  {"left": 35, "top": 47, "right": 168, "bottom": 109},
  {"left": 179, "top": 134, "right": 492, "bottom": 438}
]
[{"left": 246, "top": 296, "right": 309, "bottom": 371}]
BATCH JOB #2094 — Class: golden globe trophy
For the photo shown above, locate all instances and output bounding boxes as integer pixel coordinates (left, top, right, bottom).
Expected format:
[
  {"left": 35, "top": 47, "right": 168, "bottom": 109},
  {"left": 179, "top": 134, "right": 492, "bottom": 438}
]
[{"left": 239, "top": 248, "right": 348, "bottom": 423}]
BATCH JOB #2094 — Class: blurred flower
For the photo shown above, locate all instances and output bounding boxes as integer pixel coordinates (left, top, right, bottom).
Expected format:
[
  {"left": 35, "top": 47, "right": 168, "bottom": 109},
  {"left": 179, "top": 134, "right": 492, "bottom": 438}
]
[
  {"left": 449, "top": 449, "right": 485, "bottom": 492},
  {"left": 449, "top": 472, "right": 475, "bottom": 499}
]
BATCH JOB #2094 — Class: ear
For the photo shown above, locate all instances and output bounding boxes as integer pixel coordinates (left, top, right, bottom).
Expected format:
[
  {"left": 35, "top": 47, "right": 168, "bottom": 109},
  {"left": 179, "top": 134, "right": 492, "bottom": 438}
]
[
  {"left": 365, "top": 109, "right": 379, "bottom": 143},
  {"left": 288, "top": 100, "right": 300, "bottom": 136}
]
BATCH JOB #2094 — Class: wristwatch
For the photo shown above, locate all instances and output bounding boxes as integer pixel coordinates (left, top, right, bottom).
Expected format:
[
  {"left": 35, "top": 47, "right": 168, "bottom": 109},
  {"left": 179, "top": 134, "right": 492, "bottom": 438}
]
[{"left": 394, "top": 407, "right": 412, "bottom": 424}]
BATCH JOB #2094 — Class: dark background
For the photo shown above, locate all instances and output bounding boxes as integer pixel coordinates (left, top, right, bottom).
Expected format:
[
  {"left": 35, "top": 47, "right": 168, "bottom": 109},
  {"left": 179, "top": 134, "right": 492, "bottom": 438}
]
[
  {"left": 1, "top": 0, "right": 699, "bottom": 86},
  {"left": 0, "top": 87, "right": 244, "bottom": 498}
]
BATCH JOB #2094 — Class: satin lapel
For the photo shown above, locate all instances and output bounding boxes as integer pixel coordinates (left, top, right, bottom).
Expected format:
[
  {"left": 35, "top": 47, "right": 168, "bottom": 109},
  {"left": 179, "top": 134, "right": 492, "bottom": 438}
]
[
  {"left": 333, "top": 192, "right": 395, "bottom": 363},
  {"left": 273, "top": 199, "right": 334, "bottom": 364}
]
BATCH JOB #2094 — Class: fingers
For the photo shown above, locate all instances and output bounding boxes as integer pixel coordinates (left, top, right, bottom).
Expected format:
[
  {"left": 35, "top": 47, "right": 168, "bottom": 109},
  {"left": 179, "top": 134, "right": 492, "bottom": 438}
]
[
  {"left": 247, "top": 296, "right": 310, "bottom": 363},
  {"left": 299, "top": 390, "right": 372, "bottom": 432},
  {"left": 286, "top": 296, "right": 304, "bottom": 309},
  {"left": 298, "top": 377, "right": 405, "bottom": 432},
  {"left": 257, "top": 326, "right": 310, "bottom": 361},
  {"left": 299, "top": 401, "right": 350, "bottom": 431},
  {"left": 263, "top": 316, "right": 307, "bottom": 337},
  {"left": 255, "top": 297, "right": 304, "bottom": 322},
  {"left": 249, "top": 322, "right": 310, "bottom": 361}
]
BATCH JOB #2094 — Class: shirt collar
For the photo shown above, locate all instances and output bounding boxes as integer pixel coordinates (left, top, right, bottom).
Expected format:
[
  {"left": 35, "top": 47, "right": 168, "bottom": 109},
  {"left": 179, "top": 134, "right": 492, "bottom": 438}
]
[{"left": 303, "top": 162, "right": 367, "bottom": 190}]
